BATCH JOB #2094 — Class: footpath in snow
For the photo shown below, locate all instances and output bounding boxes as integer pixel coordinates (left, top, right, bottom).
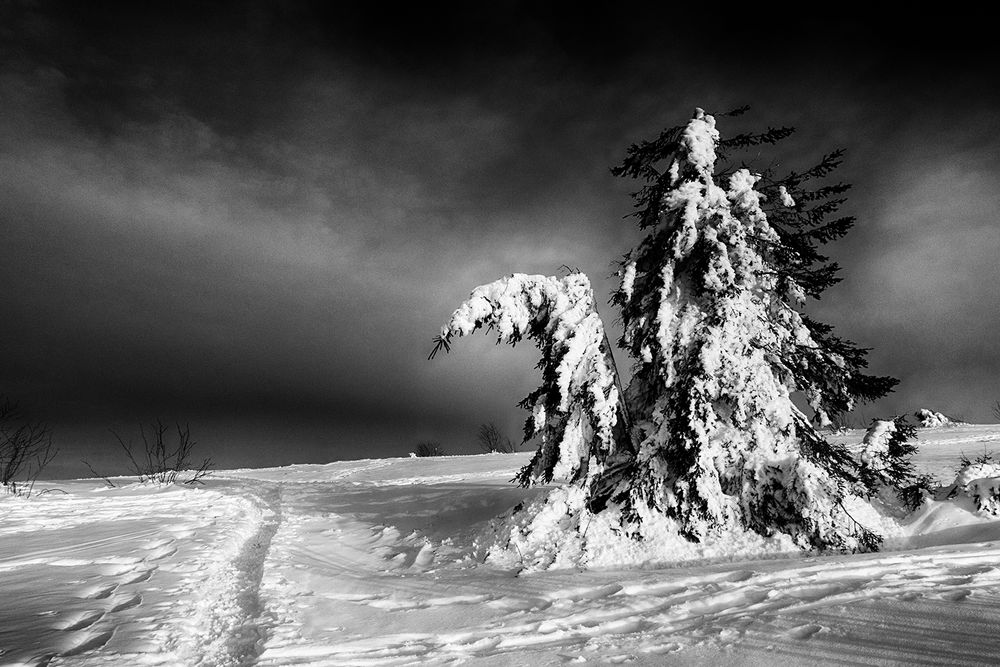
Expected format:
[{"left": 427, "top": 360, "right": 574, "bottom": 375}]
[{"left": 4, "top": 425, "right": 1000, "bottom": 665}]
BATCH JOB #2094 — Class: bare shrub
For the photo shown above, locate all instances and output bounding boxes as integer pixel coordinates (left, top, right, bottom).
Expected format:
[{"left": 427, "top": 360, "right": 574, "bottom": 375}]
[
  {"left": 111, "top": 420, "right": 212, "bottom": 485},
  {"left": 477, "top": 422, "right": 516, "bottom": 453},
  {"left": 415, "top": 441, "right": 447, "bottom": 457},
  {"left": 0, "top": 398, "right": 57, "bottom": 496}
]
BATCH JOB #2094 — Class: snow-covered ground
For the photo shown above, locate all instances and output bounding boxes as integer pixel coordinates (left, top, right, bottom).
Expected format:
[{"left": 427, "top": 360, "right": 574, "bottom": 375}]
[{"left": 5, "top": 425, "right": 1000, "bottom": 666}]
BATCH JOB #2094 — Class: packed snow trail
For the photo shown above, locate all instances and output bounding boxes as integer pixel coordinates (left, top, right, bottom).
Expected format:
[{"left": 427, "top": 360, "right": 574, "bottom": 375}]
[{"left": 173, "top": 481, "right": 281, "bottom": 666}]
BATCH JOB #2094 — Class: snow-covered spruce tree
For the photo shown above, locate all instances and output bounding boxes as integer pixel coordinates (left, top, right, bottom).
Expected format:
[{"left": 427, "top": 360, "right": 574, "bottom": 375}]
[
  {"left": 431, "top": 273, "right": 630, "bottom": 487},
  {"left": 435, "top": 108, "right": 901, "bottom": 560},
  {"left": 593, "top": 108, "right": 898, "bottom": 551}
]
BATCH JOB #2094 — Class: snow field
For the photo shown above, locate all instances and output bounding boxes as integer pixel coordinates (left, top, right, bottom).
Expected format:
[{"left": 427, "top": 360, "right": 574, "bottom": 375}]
[
  {"left": 0, "top": 482, "right": 278, "bottom": 666},
  {"left": 4, "top": 427, "right": 1000, "bottom": 664},
  {"left": 241, "top": 444, "right": 1000, "bottom": 665}
]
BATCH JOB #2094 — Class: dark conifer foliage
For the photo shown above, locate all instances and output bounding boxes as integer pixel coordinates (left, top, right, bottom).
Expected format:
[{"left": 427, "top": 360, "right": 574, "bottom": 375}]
[{"left": 857, "top": 416, "right": 930, "bottom": 510}]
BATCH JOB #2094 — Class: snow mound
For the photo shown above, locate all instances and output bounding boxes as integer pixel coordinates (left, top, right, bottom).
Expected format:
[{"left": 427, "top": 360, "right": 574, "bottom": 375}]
[
  {"left": 481, "top": 486, "right": 799, "bottom": 572},
  {"left": 481, "top": 485, "right": 904, "bottom": 572}
]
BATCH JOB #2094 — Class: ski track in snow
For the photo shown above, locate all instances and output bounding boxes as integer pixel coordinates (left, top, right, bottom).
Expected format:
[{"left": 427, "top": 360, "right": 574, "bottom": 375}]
[{"left": 5, "top": 432, "right": 1000, "bottom": 665}]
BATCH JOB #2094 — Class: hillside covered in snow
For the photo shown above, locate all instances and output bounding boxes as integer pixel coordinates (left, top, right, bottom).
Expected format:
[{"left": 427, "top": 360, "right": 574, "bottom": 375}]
[{"left": 4, "top": 424, "right": 1000, "bottom": 665}]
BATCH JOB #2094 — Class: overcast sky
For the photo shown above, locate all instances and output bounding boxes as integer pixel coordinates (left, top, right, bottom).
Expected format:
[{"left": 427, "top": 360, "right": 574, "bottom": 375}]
[{"left": 2, "top": 2, "right": 998, "bottom": 477}]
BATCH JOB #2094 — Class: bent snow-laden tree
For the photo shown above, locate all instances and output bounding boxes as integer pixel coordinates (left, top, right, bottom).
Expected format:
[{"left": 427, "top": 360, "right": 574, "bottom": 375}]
[
  {"left": 434, "top": 108, "right": 901, "bottom": 557},
  {"left": 432, "top": 273, "right": 630, "bottom": 487}
]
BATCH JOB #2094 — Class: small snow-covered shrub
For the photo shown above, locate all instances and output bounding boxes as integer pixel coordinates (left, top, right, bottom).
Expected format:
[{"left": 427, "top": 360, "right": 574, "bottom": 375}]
[
  {"left": 953, "top": 452, "right": 1000, "bottom": 488},
  {"left": 947, "top": 452, "right": 1000, "bottom": 515},
  {"left": 967, "top": 478, "right": 1000, "bottom": 515},
  {"left": 914, "top": 409, "right": 966, "bottom": 428}
]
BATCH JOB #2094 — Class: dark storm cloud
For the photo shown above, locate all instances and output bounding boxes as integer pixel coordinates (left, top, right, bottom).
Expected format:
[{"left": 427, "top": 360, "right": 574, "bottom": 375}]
[
  {"left": 1, "top": 2, "right": 999, "bottom": 476},
  {"left": 810, "top": 110, "right": 1000, "bottom": 420}
]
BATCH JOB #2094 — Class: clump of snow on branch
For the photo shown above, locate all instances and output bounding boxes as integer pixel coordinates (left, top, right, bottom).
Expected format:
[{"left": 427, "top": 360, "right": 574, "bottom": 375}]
[
  {"left": 620, "top": 261, "right": 636, "bottom": 302},
  {"left": 778, "top": 185, "right": 796, "bottom": 207},
  {"left": 859, "top": 420, "right": 897, "bottom": 475},
  {"left": 855, "top": 418, "right": 922, "bottom": 506},
  {"left": 679, "top": 110, "right": 719, "bottom": 174},
  {"left": 438, "top": 273, "right": 623, "bottom": 487}
]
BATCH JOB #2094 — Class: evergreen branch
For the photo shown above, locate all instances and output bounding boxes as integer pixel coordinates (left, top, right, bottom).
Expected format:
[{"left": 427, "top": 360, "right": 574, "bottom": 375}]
[{"left": 427, "top": 333, "right": 452, "bottom": 360}]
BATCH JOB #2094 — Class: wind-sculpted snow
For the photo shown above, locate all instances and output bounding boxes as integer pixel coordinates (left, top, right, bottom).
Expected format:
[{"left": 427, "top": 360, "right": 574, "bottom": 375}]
[{"left": 4, "top": 428, "right": 1000, "bottom": 665}]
